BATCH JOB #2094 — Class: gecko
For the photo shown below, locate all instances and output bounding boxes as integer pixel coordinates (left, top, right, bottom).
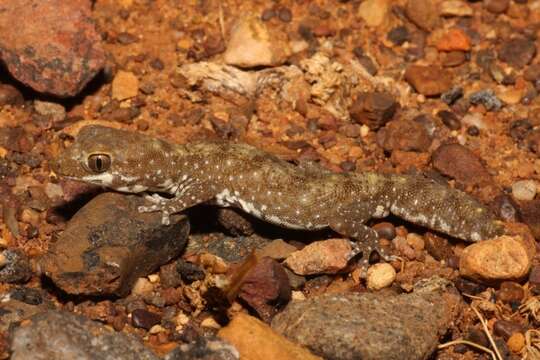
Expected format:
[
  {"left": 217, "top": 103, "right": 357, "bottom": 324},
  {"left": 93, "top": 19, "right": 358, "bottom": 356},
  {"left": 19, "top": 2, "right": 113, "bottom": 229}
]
[{"left": 51, "top": 125, "right": 503, "bottom": 263}]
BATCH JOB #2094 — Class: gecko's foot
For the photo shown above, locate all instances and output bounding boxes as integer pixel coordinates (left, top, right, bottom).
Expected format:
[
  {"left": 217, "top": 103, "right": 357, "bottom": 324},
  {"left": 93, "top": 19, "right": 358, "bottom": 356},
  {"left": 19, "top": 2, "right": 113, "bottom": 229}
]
[
  {"left": 137, "top": 204, "right": 171, "bottom": 225},
  {"left": 144, "top": 193, "right": 168, "bottom": 204}
]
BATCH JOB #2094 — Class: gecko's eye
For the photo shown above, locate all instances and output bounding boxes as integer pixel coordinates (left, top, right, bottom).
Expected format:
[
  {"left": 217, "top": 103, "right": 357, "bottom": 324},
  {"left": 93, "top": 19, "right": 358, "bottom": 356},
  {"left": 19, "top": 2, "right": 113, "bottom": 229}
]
[{"left": 87, "top": 154, "right": 111, "bottom": 173}]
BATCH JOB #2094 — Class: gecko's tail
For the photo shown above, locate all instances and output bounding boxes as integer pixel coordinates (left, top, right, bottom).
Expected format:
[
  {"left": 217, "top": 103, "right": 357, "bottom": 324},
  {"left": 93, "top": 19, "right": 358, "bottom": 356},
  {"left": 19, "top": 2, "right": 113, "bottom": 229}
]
[{"left": 386, "top": 174, "right": 503, "bottom": 242}]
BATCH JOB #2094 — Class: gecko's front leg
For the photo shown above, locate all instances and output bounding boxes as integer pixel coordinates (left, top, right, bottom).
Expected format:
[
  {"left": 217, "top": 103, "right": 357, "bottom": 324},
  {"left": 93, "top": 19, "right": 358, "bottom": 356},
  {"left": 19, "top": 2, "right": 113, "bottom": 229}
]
[{"left": 139, "top": 182, "right": 216, "bottom": 225}]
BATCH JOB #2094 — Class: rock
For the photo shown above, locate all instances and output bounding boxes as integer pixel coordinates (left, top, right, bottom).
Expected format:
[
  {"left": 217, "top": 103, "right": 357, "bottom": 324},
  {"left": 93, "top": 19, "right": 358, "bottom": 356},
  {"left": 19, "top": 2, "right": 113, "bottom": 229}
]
[
  {"left": 485, "top": 0, "right": 510, "bottom": 14},
  {"left": 437, "top": 110, "right": 461, "bottom": 130},
  {"left": 405, "top": 0, "right": 439, "bottom": 31},
  {"left": 34, "top": 100, "right": 66, "bottom": 123},
  {"left": 164, "top": 336, "right": 239, "bottom": 360},
  {"left": 217, "top": 208, "right": 255, "bottom": 236},
  {"left": 432, "top": 143, "right": 492, "bottom": 186},
  {"left": 436, "top": 28, "right": 471, "bottom": 52},
  {"left": 424, "top": 233, "right": 454, "bottom": 261},
  {"left": 0, "top": 293, "right": 52, "bottom": 332},
  {"left": 493, "top": 320, "right": 524, "bottom": 340},
  {"left": 0, "top": 84, "right": 24, "bottom": 107},
  {"left": 284, "top": 239, "right": 356, "bottom": 276},
  {"left": 507, "top": 333, "right": 525, "bottom": 353},
  {"left": 469, "top": 89, "right": 502, "bottom": 111},
  {"left": 0, "top": 0, "right": 105, "bottom": 97},
  {"left": 511, "top": 180, "right": 537, "bottom": 201},
  {"left": 496, "top": 281, "right": 524, "bottom": 304},
  {"left": 529, "top": 265, "right": 540, "bottom": 285},
  {"left": 441, "top": 51, "right": 467, "bottom": 67},
  {"left": 187, "top": 233, "right": 269, "bottom": 263},
  {"left": 459, "top": 235, "right": 533, "bottom": 282},
  {"left": 131, "top": 309, "right": 161, "bottom": 330},
  {"left": 272, "top": 277, "right": 461, "bottom": 360},
  {"left": 517, "top": 199, "right": 540, "bottom": 239},
  {"left": 373, "top": 222, "right": 396, "bottom": 240},
  {"left": 40, "top": 192, "right": 190, "bottom": 296},
  {"left": 10, "top": 310, "right": 159, "bottom": 360},
  {"left": 0, "top": 126, "right": 33, "bottom": 152},
  {"left": 376, "top": 119, "right": 432, "bottom": 152},
  {"left": 0, "top": 249, "right": 32, "bottom": 283},
  {"left": 498, "top": 38, "right": 537, "bottom": 69},
  {"left": 238, "top": 257, "right": 291, "bottom": 321},
  {"left": 218, "top": 313, "right": 321, "bottom": 360},
  {"left": 366, "top": 263, "right": 396, "bottom": 290},
  {"left": 349, "top": 91, "right": 398, "bottom": 130},
  {"left": 524, "top": 64, "right": 540, "bottom": 83},
  {"left": 387, "top": 26, "right": 410, "bottom": 45},
  {"left": 404, "top": 65, "right": 452, "bottom": 96},
  {"left": 357, "top": 0, "right": 390, "bottom": 27},
  {"left": 224, "top": 16, "right": 290, "bottom": 68},
  {"left": 112, "top": 71, "right": 139, "bottom": 101},
  {"left": 256, "top": 239, "right": 298, "bottom": 260},
  {"left": 439, "top": 1, "right": 473, "bottom": 17}
]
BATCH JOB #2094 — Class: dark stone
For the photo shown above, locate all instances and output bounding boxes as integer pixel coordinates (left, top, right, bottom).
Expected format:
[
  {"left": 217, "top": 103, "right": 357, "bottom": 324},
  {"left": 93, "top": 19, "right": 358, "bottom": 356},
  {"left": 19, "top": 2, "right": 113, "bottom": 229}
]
[
  {"left": 424, "top": 233, "right": 453, "bottom": 261},
  {"left": 517, "top": 199, "right": 540, "bottom": 239},
  {"left": 437, "top": 110, "right": 461, "bottom": 130},
  {"left": 10, "top": 310, "right": 159, "bottom": 360},
  {"left": 493, "top": 320, "right": 524, "bottom": 340},
  {"left": 9, "top": 287, "right": 44, "bottom": 306},
  {"left": 177, "top": 259, "right": 206, "bottom": 284},
  {"left": 493, "top": 194, "right": 520, "bottom": 222},
  {"left": 509, "top": 119, "right": 532, "bottom": 141},
  {"left": 441, "top": 87, "right": 464, "bottom": 105},
  {"left": 116, "top": 32, "right": 138, "bottom": 45},
  {"left": 0, "top": 249, "right": 32, "bottom": 283},
  {"left": 217, "top": 208, "right": 255, "bottom": 236},
  {"left": 454, "top": 277, "right": 486, "bottom": 295},
  {"left": 131, "top": 309, "right": 161, "bottom": 330},
  {"left": 349, "top": 92, "right": 398, "bottom": 130},
  {"left": 0, "top": 0, "right": 105, "bottom": 97},
  {"left": 387, "top": 26, "right": 409, "bottom": 45},
  {"left": 40, "top": 192, "right": 190, "bottom": 296},
  {"left": 261, "top": 8, "right": 276, "bottom": 21}
]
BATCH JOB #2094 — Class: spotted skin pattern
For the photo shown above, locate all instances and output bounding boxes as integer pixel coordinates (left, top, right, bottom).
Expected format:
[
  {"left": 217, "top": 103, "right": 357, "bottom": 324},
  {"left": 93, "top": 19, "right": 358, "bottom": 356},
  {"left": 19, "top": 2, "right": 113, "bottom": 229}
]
[{"left": 52, "top": 126, "right": 503, "bottom": 263}]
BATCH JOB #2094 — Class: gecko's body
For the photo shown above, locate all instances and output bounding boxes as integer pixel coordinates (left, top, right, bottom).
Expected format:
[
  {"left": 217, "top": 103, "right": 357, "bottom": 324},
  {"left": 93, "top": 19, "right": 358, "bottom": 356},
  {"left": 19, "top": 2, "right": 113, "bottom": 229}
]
[{"left": 52, "top": 126, "right": 502, "bottom": 261}]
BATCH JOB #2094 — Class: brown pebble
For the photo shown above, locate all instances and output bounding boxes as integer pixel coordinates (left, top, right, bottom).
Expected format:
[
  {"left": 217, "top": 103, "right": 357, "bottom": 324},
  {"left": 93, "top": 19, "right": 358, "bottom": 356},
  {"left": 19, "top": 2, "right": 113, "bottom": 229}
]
[
  {"left": 261, "top": 8, "right": 275, "bottom": 21},
  {"left": 454, "top": 277, "right": 486, "bottom": 295},
  {"left": 404, "top": 65, "right": 452, "bottom": 96},
  {"left": 376, "top": 119, "right": 432, "bottom": 152},
  {"left": 498, "top": 38, "right": 537, "bottom": 68},
  {"left": 496, "top": 281, "right": 524, "bottom": 304},
  {"left": 432, "top": 143, "right": 492, "bottom": 186},
  {"left": 149, "top": 58, "right": 164, "bottom": 71},
  {"left": 131, "top": 309, "right": 161, "bottom": 330},
  {"left": 278, "top": 7, "right": 292, "bottom": 22},
  {"left": 116, "top": 32, "right": 138, "bottom": 44},
  {"left": 349, "top": 91, "right": 398, "bottom": 130},
  {"left": 0, "top": 84, "right": 24, "bottom": 106},
  {"left": 528, "top": 265, "right": 540, "bottom": 285},
  {"left": 494, "top": 320, "right": 523, "bottom": 340},
  {"left": 485, "top": 0, "right": 510, "bottom": 14},
  {"left": 373, "top": 222, "right": 396, "bottom": 240},
  {"left": 437, "top": 110, "right": 461, "bottom": 130}
]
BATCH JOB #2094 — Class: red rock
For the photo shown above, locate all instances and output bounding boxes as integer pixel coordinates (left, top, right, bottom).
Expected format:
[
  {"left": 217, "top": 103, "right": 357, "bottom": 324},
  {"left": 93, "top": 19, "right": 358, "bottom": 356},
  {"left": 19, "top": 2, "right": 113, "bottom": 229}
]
[
  {"left": 517, "top": 199, "right": 540, "bottom": 239},
  {"left": 376, "top": 119, "right": 432, "bottom": 152},
  {"left": 238, "top": 257, "right": 291, "bottom": 321},
  {"left": 349, "top": 91, "right": 398, "bottom": 130},
  {"left": 436, "top": 29, "right": 471, "bottom": 52},
  {"left": 431, "top": 143, "right": 492, "bottom": 186},
  {"left": 0, "top": 0, "right": 105, "bottom": 97},
  {"left": 404, "top": 65, "right": 452, "bottom": 96}
]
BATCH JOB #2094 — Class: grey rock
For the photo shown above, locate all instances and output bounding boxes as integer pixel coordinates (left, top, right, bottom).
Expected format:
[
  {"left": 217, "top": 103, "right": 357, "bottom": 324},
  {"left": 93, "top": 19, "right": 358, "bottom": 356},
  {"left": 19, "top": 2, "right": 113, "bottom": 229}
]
[
  {"left": 10, "top": 310, "right": 159, "bottom": 360},
  {"left": 271, "top": 277, "right": 462, "bottom": 360},
  {"left": 165, "top": 336, "right": 239, "bottom": 360},
  {"left": 0, "top": 249, "right": 32, "bottom": 283}
]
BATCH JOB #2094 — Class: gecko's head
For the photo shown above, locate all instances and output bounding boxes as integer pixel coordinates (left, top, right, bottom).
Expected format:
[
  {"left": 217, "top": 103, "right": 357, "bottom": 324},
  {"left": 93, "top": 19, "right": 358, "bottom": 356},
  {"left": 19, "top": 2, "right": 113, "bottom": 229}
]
[{"left": 51, "top": 125, "right": 176, "bottom": 193}]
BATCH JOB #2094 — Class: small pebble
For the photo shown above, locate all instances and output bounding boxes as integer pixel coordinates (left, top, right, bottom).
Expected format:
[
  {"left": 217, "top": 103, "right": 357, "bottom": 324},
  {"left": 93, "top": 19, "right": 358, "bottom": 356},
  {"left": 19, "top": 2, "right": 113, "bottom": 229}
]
[
  {"left": 494, "top": 320, "right": 523, "bottom": 339},
  {"left": 277, "top": 7, "right": 292, "bottom": 22},
  {"left": 507, "top": 333, "right": 525, "bottom": 353},
  {"left": 132, "top": 277, "right": 154, "bottom": 295},
  {"left": 373, "top": 222, "right": 396, "bottom": 240},
  {"left": 366, "top": 263, "right": 396, "bottom": 290},
  {"left": 511, "top": 180, "right": 537, "bottom": 201},
  {"left": 131, "top": 309, "right": 161, "bottom": 330}
]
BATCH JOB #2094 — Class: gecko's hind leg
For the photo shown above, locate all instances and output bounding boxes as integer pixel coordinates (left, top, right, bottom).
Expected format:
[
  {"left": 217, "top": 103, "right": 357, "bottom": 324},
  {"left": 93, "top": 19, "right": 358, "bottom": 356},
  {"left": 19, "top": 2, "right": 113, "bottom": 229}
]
[{"left": 328, "top": 201, "right": 395, "bottom": 265}]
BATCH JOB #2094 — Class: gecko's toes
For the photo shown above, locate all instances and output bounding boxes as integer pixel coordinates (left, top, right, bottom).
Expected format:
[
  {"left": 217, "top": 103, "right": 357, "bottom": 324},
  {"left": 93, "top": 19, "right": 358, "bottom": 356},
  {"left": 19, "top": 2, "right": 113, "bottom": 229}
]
[
  {"left": 161, "top": 212, "right": 171, "bottom": 225},
  {"left": 138, "top": 205, "right": 159, "bottom": 213}
]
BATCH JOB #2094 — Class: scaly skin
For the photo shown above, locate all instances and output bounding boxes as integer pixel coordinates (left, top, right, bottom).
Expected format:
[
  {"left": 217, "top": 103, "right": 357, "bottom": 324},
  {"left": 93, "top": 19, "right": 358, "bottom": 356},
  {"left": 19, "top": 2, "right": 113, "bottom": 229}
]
[{"left": 51, "top": 125, "right": 503, "bottom": 263}]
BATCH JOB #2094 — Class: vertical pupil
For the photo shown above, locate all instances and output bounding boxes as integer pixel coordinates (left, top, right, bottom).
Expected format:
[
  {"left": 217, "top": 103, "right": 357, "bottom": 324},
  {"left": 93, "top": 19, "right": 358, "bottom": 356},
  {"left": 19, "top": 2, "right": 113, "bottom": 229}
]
[{"left": 95, "top": 157, "right": 102, "bottom": 170}]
